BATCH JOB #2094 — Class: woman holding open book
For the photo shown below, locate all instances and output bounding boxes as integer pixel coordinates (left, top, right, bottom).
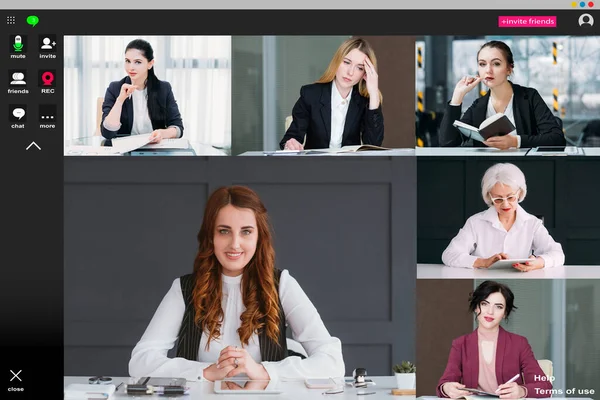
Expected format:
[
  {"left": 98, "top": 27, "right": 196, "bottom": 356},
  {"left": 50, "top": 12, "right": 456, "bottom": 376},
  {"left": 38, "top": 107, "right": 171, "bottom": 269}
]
[
  {"left": 279, "top": 37, "right": 384, "bottom": 150},
  {"left": 129, "top": 186, "right": 344, "bottom": 382},
  {"left": 437, "top": 281, "right": 553, "bottom": 399},
  {"left": 441, "top": 163, "right": 565, "bottom": 270},
  {"left": 438, "top": 40, "right": 565, "bottom": 149},
  {"left": 101, "top": 39, "right": 184, "bottom": 143}
]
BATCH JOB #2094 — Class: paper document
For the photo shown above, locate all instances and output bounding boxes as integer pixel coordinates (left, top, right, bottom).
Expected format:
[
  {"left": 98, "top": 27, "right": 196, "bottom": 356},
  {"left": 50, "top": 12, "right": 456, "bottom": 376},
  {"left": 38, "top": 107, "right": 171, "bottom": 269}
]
[
  {"left": 64, "top": 146, "right": 123, "bottom": 156},
  {"left": 140, "top": 138, "right": 190, "bottom": 150},
  {"left": 110, "top": 133, "right": 153, "bottom": 153}
]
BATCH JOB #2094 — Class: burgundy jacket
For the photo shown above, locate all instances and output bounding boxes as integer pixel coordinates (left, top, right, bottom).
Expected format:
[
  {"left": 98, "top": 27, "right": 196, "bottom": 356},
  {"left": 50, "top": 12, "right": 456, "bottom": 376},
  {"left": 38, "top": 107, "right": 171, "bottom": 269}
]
[{"left": 437, "top": 327, "right": 552, "bottom": 398}]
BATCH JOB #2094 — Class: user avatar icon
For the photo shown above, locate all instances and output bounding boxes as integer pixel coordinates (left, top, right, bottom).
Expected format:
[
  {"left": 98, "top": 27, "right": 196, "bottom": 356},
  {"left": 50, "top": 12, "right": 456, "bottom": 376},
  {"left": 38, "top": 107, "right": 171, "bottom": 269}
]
[
  {"left": 41, "top": 37, "right": 52, "bottom": 49},
  {"left": 578, "top": 13, "right": 594, "bottom": 27},
  {"left": 38, "top": 34, "right": 57, "bottom": 52},
  {"left": 10, "top": 71, "right": 26, "bottom": 85}
]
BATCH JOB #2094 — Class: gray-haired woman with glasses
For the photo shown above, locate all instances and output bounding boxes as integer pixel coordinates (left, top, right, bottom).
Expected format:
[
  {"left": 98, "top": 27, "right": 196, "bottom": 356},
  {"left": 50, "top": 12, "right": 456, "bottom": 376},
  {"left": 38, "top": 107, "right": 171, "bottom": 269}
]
[{"left": 442, "top": 163, "right": 564, "bottom": 271}]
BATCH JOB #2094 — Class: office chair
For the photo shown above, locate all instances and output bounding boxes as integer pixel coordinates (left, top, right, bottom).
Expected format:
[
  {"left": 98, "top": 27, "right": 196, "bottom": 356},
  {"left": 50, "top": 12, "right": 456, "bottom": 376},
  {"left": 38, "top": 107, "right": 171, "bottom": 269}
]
[
  {"left": 554, "top": 116, "right": 563, "bottom": 131},
  {"left": 286, "top": 338, "right": 308, "bottom": 358},
  {"left": 537, "top": 359, "right": 553, "bottom": 381},
  {"left": 95, "top": 97, "right": 104, "bottom": 136},
  {"left": 283, "top": 115, "right": 307, "bottom": 146}
]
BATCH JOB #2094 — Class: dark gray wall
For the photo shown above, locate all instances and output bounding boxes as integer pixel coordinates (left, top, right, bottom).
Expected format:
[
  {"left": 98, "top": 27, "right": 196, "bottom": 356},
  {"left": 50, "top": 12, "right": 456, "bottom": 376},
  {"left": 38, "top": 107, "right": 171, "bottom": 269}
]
[
  {"left": 417, "top": 156, "right": 600, "bottom": 265},
  {"left": 64, "top": 156, "right": 416, "bottom": 377}
]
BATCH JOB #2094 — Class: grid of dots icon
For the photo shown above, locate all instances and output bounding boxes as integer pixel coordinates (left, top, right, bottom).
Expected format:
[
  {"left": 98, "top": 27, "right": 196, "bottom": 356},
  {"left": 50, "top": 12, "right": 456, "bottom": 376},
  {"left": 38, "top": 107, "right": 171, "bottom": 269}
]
[
  {"left": 6, "top": 16, "right": 16, "bottom": 24},
  {"left": 572, "top": 1, "right": 595, "bottom": 6}
]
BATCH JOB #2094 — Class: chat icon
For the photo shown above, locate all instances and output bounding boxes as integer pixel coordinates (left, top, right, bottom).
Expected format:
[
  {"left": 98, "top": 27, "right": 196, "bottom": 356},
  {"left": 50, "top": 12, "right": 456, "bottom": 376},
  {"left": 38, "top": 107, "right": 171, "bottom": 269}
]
[
  {"left": 13, "top": 108, "right": 26, "bottom": 120},
  {"left": 26, "top": 15, "right": 39, "bottom": 27}
]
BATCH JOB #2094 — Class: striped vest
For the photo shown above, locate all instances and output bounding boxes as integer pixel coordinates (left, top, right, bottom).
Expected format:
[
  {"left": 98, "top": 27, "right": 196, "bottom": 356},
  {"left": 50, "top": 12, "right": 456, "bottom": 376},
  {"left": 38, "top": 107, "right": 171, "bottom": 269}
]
[{"left": 175, "top": 269, "right": 289, "bottom": 362}]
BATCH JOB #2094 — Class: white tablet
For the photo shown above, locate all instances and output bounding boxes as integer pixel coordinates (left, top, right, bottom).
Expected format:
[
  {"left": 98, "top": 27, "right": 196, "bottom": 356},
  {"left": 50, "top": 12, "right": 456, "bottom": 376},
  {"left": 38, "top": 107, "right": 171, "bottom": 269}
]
[
  {"left": 213, "top": 379, "right": 282, "bottom": 394},
  {"left": 488, "top": 258, "right": 531, "bottom": 269}
]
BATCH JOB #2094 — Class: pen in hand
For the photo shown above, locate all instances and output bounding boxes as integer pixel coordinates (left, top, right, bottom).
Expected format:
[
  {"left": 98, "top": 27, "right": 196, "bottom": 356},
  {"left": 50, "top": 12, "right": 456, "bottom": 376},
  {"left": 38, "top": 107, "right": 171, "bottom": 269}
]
[{"left": 496, "top": 373, "right": 520, "bottom": 393}]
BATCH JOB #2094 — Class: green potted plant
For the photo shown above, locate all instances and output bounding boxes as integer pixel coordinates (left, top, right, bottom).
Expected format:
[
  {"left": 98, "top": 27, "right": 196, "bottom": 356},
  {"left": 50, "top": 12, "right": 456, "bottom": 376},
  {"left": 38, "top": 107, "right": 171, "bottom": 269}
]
[{"left": 393, "top": 361, "right": 416, "bottom": 389}]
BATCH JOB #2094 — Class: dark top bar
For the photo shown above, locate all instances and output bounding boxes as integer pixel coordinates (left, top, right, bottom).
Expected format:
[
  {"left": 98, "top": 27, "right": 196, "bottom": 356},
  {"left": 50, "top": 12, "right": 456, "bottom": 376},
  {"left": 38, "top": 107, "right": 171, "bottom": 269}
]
[{"left": 2, "top": 9, "right": 598, "bottom": 35}]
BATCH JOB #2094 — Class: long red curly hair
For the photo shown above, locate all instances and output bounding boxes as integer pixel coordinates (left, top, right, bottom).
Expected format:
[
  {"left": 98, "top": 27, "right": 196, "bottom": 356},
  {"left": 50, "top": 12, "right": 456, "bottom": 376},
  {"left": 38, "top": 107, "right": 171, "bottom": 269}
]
[{"left": 192, "top": 186, "right": 281, "bottom": 350}]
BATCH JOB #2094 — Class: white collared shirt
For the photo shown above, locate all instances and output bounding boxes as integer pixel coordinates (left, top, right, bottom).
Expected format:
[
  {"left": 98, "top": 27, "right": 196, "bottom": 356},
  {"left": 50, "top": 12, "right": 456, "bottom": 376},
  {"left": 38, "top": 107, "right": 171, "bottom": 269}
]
[
  {"left": 131, "top": 88, "right": 154, "bottom": 135},
  {"left": 128, "top": 270, "right": 344, "bottom": 382},
  {"left": 487, "top": 93, "right": 521, "bottom": 148},
  {"left": 441, "top": 204, "right": 565, "bottom": 268},
  {"left": 329, "top": 81, "right": 352, "bottom": 148}
]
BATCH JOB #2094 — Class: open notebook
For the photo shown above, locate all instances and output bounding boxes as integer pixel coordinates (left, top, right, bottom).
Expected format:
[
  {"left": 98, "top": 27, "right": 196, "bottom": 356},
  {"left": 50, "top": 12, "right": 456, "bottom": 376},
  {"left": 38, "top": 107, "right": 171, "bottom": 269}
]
[{"left": 453, "top": 113, "right": 515, "bottom": 143}]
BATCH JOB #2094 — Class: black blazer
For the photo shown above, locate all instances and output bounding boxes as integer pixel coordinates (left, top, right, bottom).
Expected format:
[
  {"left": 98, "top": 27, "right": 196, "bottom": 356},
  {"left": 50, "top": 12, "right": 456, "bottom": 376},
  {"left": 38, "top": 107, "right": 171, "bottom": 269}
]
[
  {"left": 101, "top": 76, "right": 184, "bottom": 139},
  {"left": 279, "top": 82, "right": 384, "bottom": 150},
  {"left": 439, "top": 82, "right": 565, "bottom": 148}
]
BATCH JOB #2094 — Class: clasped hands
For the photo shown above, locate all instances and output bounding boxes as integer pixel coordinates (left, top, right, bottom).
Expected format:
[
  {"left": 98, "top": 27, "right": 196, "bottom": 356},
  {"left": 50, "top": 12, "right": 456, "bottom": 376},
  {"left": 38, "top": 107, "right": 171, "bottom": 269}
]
[
  {"left": 473, "top": 254, "right": 544, "bottom": 272},
  {"left": 203, "top": 345, "right": 270, "bottom": 382}
]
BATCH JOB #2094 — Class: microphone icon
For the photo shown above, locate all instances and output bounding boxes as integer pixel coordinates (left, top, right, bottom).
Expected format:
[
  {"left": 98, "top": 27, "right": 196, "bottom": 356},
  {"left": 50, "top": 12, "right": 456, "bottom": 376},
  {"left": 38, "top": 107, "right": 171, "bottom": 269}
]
[{"left": 13, "top": 35, "right": 24, "bottom": 52}]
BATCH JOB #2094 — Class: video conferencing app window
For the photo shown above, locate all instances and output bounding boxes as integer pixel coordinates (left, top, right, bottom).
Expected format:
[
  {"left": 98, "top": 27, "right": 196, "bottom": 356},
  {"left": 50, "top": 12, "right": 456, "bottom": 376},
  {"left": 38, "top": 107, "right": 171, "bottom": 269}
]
[{"left": 3, "top": 3, "right": 600, "bottom": 399}]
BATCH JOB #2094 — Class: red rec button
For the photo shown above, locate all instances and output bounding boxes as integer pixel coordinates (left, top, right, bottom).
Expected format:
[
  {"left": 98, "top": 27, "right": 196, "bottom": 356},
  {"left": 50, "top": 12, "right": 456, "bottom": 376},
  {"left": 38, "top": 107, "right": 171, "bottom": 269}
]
[{"left": 498, "top": 16, "right": 557, "bottom": 27}]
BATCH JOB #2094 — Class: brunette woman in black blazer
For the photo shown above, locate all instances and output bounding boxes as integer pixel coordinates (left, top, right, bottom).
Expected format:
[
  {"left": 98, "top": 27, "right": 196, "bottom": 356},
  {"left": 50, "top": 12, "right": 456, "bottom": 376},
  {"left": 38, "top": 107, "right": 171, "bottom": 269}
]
[
  {"left": 101, "top": 39, "right": 184, "bottom": 142},
  {"left": 279, "top": 38, "right": 384, "bottom": 150},
  {"left": 439, "top": 40, "right": 565, "bottom": 149}
]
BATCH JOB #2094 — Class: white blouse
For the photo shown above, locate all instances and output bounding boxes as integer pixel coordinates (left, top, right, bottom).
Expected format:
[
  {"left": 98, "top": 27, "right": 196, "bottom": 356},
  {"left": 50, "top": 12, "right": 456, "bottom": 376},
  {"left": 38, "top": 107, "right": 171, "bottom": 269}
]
[
  {"left": 329, "top": 81, "right": 351, "bottom": 148},
  {"left": 130, "top": 88, "right": 154, "bottom": 135},
  {"left": 486, "top": 93, "right": 521, "bottom": 148},
  {"left": 441, "top": 204, "right": 565, "bottom": 268},
  {"left": 129, "top": 270, "right": 345, "bottom": 382}
]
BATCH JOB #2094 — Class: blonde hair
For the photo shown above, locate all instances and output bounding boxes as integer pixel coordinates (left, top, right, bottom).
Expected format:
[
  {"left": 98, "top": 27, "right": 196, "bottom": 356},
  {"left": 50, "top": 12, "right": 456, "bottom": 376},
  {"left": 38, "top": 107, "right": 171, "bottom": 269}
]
[{"left": 316, "top": 37, "right": 383, "bottom": 103}]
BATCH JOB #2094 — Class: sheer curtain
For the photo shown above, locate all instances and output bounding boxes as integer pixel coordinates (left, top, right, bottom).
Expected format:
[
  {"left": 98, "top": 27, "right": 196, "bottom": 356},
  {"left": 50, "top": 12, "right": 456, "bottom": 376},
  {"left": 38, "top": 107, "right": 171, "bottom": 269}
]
[{"left": 64, "top": 35, "right": 231, "bottom": 148}]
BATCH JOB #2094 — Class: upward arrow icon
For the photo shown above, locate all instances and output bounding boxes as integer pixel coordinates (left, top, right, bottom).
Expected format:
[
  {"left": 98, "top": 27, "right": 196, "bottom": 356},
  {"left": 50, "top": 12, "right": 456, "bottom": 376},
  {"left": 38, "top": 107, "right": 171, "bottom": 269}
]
[{"left": 26, "top": 141, "right": 41, "bottom": 150}]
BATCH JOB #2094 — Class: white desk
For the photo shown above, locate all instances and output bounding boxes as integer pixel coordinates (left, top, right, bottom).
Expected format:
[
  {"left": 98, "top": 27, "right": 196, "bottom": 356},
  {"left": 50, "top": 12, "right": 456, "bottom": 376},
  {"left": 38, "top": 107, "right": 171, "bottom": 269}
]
[
  {"left": 64, "top": 376, "right": 415, "bottom": 399},
  {"left": 64, "top": 137, "right": 228, "bottom": 156},
  {"left": 240, "top": 149, "right": 415, "bottom": 156},
  {"left": 418, "top": 397, "right": 592, "bottom": 400},
  {"left": 414, "top": 146, "right": 597, "bottom": 156},
  {"left": 417, "top": 263, "right": 600, "bottom": 279},
  {"left": 415, "top": 147, "right": 529, "bottom": 156}
]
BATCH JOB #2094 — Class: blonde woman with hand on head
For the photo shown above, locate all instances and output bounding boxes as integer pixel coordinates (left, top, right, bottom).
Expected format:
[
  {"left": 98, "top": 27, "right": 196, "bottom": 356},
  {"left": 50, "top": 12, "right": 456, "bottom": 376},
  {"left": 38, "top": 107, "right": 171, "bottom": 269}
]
[{"left": 280, "top": 37, "right": 384, "bottom": 151}]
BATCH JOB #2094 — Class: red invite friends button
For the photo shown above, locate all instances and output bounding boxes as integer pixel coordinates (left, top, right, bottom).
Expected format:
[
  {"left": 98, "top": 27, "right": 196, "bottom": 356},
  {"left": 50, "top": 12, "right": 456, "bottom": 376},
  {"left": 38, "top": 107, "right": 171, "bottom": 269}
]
[{"left": 498, "top": 16, "right": 557, "bottom": 27}]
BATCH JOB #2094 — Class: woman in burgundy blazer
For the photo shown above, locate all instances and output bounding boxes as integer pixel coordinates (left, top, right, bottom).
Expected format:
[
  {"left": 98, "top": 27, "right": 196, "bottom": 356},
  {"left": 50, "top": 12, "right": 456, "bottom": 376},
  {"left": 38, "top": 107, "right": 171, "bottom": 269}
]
[{"left": 437, "top": 281, "right": 553, "bottom": 399}]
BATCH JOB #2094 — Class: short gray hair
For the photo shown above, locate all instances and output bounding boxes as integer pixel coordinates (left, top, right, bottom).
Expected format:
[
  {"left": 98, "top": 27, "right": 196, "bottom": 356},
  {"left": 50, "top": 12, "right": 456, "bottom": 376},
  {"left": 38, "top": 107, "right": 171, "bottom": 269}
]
[{"left": 481, "top": 163, "right": 527, "bottom": 206}]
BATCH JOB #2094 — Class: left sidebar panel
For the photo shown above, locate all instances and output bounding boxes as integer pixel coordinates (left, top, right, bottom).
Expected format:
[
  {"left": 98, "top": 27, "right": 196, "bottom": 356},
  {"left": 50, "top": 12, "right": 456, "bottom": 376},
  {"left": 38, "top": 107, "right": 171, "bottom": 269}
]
[{"left": 2, "top": 9, "right": 63, "bottom": 399}]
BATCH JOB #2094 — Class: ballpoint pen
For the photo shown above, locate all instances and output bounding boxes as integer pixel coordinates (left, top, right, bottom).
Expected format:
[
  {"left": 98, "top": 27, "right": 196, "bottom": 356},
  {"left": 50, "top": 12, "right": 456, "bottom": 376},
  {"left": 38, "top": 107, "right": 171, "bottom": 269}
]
[{"left": 496, "top": 373, "right": 521, "bottom": 393}]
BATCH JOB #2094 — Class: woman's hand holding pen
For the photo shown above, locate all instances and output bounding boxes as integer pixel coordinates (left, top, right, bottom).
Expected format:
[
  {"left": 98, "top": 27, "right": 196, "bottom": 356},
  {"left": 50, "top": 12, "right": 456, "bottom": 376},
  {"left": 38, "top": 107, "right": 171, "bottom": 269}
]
[
  {"left": 441, "top": 382, "right": 470, "bottom": 399},
  {"left": 513, "top": 255, "right": 544, "bottom": 272},
  {"left": 473, "top": 253, "right": 508, "bottom": 268},
  {"left": 363, "top": 57, "right": 380, "bottom": 109},
  {"left": 284, "top": 138, "right": 304, "bottom": 151},
  {"left": 451, "top": 76, "right": 482, "bottom": 105},
  {"left": 496, "top": 382, "right": 526, "bottom": 399},
  {"left": 149, "top": 130, "right": 164, "bottom": 144},
  {"left": 217, "top": 346, "right": 270, "bottom": 380},
  {"left": 117, "top": 83, "right": 136, "bottom": 102}
]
